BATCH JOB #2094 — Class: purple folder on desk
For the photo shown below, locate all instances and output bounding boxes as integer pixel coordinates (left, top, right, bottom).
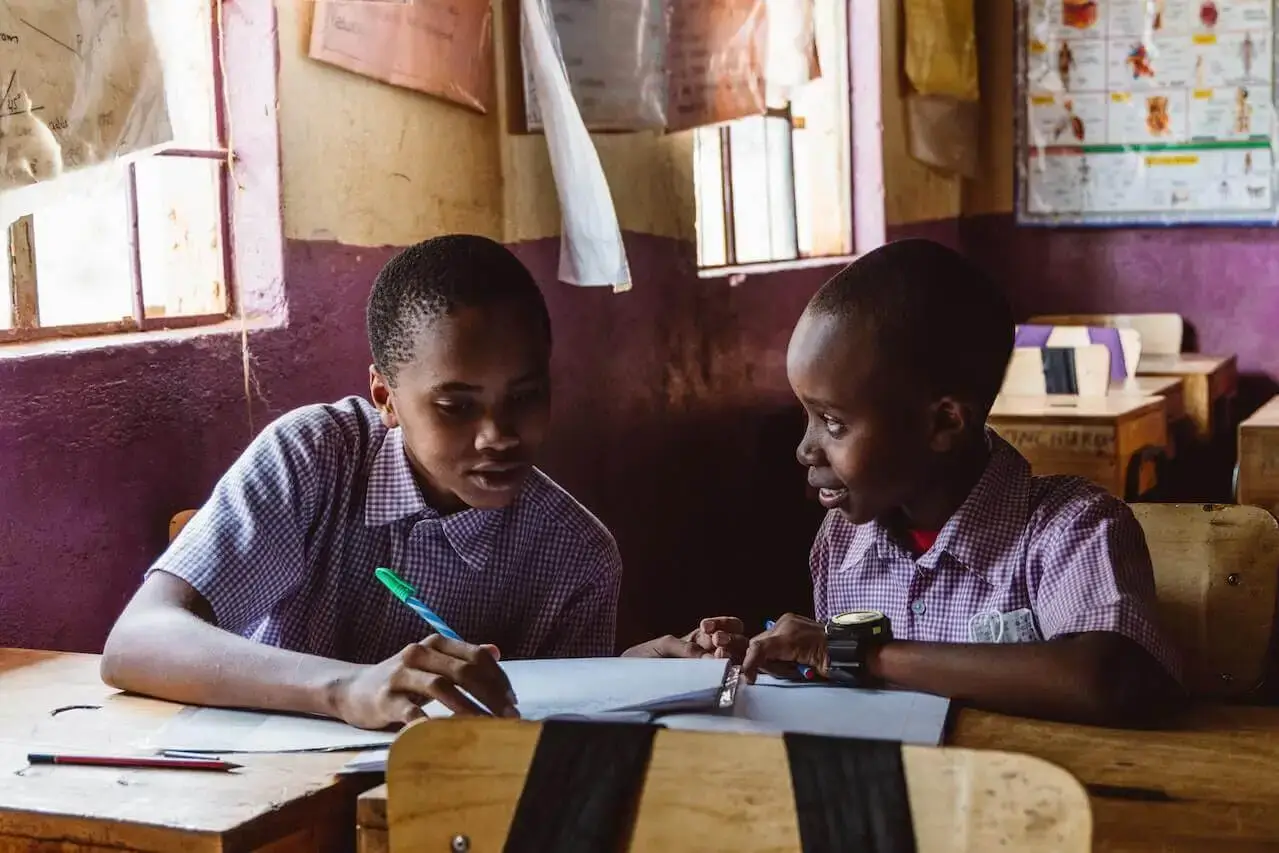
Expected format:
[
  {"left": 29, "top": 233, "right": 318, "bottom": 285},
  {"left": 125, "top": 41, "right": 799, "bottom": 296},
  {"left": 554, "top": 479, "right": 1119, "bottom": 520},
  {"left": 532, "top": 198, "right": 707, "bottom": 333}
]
[{"left": 1015, "top": 325, "right": 1126, "bottom": 382}]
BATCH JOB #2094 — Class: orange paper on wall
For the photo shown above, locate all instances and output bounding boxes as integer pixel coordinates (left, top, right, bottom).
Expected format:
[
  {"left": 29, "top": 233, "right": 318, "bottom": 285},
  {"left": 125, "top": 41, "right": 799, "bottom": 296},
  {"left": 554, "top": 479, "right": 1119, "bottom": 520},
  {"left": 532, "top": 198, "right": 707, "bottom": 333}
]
[
  {"left": 666, "top": 0, "right": 768, "bottom": 132},
  {"left": 308, "top": 0, "right": 495, "bottom": 114}
]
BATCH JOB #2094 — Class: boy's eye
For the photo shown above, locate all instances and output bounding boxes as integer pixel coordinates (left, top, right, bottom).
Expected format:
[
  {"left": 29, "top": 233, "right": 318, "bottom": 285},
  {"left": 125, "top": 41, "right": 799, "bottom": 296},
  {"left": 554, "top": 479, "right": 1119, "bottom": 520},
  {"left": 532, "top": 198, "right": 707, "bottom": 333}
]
[
  {"left": 435, "top": 398, "right": 477, "bottom": 417},
  {"left": 821, "top": 414, "right": 846, "bottom": 436}
]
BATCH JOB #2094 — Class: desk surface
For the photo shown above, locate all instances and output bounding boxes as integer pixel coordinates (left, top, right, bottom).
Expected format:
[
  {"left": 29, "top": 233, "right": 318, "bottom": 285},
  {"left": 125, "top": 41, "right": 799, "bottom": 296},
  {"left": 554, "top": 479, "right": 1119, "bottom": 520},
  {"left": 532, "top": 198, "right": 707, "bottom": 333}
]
[
  {"left": 0, "top": 649, "right": 375, "bottom": 853},
  {"left": 1138, "top": 353, "right": 1237, "bottom": 377},
  {"left": 1242, "top": 395, "right": 1279, "bottom": 429},
  {"left": 357, "top": 703, "right": 1279, "bottom": 852},
  {"left": 990, "top": 394, "right": 1165, "bottom": 420}
]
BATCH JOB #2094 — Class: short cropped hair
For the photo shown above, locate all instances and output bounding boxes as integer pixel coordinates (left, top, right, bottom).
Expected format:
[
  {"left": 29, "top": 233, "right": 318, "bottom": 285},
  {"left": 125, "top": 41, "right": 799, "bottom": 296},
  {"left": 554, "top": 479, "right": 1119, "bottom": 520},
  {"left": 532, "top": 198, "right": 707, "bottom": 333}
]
[
  {"left": 367, "top": 234, "right": 551, "bottom": 383},
  {"left": 807, "top": 239, "right": 1013, "bottom": 416}
]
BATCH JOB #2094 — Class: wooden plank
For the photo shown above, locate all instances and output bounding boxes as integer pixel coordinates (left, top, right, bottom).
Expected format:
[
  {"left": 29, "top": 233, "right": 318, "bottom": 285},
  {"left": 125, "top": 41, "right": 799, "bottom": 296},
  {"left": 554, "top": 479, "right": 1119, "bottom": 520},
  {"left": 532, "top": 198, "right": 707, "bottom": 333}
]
[
  {"left": 357, "top": 786, "right": 388, "bottom": 853},
  {"left": 0, "top": 649, "right": 378, "bottom": 852},
  {"left": 8, "top": 216, "right": 38, "bottom": 330},
  {"left": 385, "top": 719, "right": 1092, "bottom": 852},
  {"left": 952, "top": 705, "right": 1279, "bottom": 850},
  {"left": 1239, "top": 395, "right": 1279, "bottom": 518}
]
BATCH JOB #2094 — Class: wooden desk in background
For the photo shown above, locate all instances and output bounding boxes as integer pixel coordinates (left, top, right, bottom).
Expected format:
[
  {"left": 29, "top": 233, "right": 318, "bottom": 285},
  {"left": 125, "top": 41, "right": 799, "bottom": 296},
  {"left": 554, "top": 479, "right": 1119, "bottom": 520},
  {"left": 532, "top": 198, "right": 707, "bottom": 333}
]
[
  {"left": 952, "top": 706, "right": 1279, "bottom": 852},
  {"left": 1137, "top": 353, "right": 1238, "bottom": 442},
  {"left": 0, "top": 649, "right": 377, "bottom": 852},
  {"left": 357, "top": 705, "right": 1279, "bottom": 853},
  {"left": 989, "top": 395, "right": 1168, "bottom": 499},
  {"left": 1238, "top": 395, "right": 1279, "bottom": 518}
]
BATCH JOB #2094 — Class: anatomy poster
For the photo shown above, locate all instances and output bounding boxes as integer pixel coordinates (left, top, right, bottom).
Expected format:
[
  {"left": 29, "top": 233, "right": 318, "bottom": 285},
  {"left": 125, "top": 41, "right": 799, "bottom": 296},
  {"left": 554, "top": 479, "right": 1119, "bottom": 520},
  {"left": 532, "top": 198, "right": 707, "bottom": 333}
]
[{"left": 1017, "top": 0, "right": 1278, "bottom": 225}]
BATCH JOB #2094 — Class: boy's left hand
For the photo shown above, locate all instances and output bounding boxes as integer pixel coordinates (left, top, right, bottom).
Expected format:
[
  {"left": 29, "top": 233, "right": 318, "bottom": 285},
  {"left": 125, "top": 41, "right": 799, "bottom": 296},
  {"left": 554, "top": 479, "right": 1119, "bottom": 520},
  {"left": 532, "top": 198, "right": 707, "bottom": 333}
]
[
  {"left": 741, "top": 613, "right": 827, "bottom": 679},
  {"left": 622, "top": 617, "right": 749, "bottom": 661}
]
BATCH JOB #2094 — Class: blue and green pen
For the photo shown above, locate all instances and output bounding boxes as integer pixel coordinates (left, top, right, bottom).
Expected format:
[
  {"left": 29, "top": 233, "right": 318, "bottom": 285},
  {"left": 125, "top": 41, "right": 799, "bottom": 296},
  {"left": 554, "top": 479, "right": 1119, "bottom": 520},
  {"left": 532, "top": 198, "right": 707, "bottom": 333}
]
[
  {"left": 375, "top": 567, "right": 463, "bottom": 641},
  {"left": 764, "top": 619, "right": 817, "bottom": 681}
]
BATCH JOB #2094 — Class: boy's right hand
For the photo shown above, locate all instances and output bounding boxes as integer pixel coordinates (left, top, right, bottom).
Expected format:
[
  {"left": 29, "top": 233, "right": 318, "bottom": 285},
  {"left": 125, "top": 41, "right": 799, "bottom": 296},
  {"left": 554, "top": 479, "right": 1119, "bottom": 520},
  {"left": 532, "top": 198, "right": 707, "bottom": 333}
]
[{"left": 333, "top": 635, "right": 519, "bottom": 730}]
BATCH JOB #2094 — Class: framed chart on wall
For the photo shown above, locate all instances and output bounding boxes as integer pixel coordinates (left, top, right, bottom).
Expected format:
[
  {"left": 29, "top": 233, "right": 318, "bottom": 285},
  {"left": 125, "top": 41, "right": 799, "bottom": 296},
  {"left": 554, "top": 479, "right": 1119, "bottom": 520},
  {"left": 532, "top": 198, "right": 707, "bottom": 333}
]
[{"left": 1015, "top": 0, "right": 1279, "bottom": 226}]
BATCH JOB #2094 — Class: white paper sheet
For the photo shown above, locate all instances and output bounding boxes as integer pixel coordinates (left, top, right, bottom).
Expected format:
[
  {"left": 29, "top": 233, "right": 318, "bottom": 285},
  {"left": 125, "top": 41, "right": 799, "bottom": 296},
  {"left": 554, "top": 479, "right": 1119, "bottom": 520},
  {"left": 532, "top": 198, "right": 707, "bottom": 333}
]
[
  {"left": 662, "top": 677, "right": 951, "bottom": 745},
  {"left": 138, "top": 706, "right": 396, "bottom": 754},
  {"left": 426, "top": 657, "right": 731, "bottom": 720},
  {"left": 520, "top": 0, "right": 631, "bottom": 290}
]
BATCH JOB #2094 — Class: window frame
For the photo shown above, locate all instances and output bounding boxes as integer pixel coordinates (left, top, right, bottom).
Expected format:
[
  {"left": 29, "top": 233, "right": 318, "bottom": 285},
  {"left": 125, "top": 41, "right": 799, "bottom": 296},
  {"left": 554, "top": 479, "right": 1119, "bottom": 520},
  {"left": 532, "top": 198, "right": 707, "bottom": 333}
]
[
  {"left": 694, "top": 0, "right": 886, "bottom": 279},
  {"left": 2, "top": 0, "right": 237, "bottom": 345}
]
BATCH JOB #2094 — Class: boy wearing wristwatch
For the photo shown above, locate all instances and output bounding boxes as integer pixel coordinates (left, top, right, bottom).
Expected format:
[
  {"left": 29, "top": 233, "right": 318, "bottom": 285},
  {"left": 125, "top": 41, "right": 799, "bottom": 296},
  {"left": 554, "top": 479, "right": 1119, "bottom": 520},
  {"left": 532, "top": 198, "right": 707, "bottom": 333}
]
[{"left": 632, "top": 241, "right": 1181, "bottom": 727}]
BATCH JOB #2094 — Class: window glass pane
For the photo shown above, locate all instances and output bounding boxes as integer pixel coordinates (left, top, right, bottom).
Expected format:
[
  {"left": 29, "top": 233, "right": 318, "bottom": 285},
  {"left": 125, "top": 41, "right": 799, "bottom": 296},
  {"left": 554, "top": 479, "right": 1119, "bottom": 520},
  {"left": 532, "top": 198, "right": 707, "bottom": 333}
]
[
  {"left": 150, "top": 0, "right": 218, "bottom": 147},
  {"left": 136, "top": 156, "right": 226, "bottom": 319},
  {"left": 729, "top": 116, "right": 772, "bottom": 264},
  {"left": 764, "top": 114, "right": 798, "bottom": 261},
  {"left": 694, "top": 127, "right": 728, "bottom": 267},
  {"left": 32, "top": 169, "right": 134, "bottom": 327}
]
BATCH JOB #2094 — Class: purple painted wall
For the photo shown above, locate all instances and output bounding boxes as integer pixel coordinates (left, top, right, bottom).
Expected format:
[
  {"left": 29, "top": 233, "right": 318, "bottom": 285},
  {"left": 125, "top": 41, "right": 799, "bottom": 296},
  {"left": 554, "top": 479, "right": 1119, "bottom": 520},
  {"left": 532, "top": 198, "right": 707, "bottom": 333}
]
[
  {"left": 0, "top": 233, "right": 840, "bottom": 652},
  {"left": 962, "top": 213, "right": 1279, "bottom": 414}
]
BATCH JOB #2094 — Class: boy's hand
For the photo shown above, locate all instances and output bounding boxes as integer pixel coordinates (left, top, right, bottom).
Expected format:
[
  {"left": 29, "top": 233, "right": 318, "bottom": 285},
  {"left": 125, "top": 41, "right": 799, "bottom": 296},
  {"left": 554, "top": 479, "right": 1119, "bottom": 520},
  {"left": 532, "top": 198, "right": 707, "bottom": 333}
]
[
  {"left": 334, "top": 635, "right": 519, "bottom": 729},
  {"left": 621, "top": 617, "right": 749, "bottom": 662},
  {"left": 742, "top": 613, "right": 827, "bottom": 679}
]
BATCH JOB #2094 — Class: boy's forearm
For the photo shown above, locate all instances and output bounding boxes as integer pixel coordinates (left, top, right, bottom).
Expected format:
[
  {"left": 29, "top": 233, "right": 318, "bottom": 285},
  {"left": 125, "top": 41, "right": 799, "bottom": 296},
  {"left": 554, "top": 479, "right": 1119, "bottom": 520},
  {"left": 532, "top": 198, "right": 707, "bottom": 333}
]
[
  {"left": 866, "top": 633, "right": 1166, "bottom": 726},
  {"left": 101, "top": 607, "right": 361, "bottom": 720}
]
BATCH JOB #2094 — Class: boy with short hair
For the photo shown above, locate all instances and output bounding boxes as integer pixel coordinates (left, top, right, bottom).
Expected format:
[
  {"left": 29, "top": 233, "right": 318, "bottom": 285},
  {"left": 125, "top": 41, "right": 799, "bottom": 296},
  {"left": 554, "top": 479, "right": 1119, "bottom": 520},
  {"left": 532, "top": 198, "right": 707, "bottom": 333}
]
[
  {"left": 642, "top": 239, "right": 1180, "bottom": 725},
  {"left": 103, "top": 235, "right": 622, "bottom": 730}
]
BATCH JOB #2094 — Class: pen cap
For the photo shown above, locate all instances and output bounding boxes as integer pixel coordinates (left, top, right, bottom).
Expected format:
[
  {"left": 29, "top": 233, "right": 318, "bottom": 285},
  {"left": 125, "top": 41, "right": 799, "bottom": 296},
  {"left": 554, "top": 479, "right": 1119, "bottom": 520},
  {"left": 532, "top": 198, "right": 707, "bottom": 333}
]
[{"left": 375, "top": 567, "right": 416, "bottom": 603}]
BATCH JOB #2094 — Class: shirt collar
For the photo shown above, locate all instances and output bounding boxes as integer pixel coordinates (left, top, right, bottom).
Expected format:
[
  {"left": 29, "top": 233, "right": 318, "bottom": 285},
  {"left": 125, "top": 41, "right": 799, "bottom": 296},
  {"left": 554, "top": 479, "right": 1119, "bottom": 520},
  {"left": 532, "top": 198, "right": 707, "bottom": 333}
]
[
  {"left": 913, "top": 431, "right": 1031, "bottom": 588},
  {"left": 363, "top": 428, "right": 504, "bottom": 570}
]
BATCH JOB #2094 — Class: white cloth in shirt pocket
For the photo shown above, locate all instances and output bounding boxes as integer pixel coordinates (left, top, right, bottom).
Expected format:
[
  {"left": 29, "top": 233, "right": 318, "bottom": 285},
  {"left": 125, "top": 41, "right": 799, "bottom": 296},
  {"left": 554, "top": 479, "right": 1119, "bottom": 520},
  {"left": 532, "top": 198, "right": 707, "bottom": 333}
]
[{"left": 968, "top": 608, "right": 1042, "bottom": 643}]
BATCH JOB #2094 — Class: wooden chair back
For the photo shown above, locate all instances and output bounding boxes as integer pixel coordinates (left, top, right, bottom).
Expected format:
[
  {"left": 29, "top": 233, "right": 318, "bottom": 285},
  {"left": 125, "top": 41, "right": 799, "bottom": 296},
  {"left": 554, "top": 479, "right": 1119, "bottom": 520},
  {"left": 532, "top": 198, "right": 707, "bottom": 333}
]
[
  {"left": 1001, "top": 344, "right": 1111, "bottom": 397},
  {"left": 1030, "top": 313, "right": 1183, "bottom": 357},
  {"left": 1134, "top": 503, "right": 1279, "bottom": 696},
  {"left": 387, "top": 718, "right": 1092, "bottom": 852},
  {"left": 168, "top": 510, "right": 197, "bottom": 543}
]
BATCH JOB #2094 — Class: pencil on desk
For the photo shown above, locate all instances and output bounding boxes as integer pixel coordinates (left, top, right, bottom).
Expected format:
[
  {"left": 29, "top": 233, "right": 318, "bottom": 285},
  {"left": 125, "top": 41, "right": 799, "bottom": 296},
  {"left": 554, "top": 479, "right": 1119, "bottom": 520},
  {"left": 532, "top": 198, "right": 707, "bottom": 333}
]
[{"left": 27, "top": 753, "right": 242, "bottom": 772}]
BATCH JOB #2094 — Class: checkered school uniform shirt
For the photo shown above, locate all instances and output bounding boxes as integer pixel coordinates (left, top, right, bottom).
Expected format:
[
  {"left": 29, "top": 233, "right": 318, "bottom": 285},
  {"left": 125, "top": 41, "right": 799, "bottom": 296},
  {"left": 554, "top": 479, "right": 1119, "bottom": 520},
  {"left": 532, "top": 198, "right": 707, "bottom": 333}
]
[
  {"left": 151, "top": 397, "right": 622, "bottom": 664},
  {"left": 811, "top": 433, "right": 1181, "bottom": 680}
]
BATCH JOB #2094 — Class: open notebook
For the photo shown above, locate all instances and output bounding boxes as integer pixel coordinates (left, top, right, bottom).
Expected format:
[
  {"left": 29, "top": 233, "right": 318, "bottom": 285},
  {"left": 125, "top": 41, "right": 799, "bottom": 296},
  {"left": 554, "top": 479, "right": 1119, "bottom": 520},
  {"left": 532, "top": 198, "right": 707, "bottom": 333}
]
[
  {"left": 340, "top": 667, "right": 952, "bottom": 774},
  {"left": 139, "top": 658, "right": 737, "bottom": 755}
]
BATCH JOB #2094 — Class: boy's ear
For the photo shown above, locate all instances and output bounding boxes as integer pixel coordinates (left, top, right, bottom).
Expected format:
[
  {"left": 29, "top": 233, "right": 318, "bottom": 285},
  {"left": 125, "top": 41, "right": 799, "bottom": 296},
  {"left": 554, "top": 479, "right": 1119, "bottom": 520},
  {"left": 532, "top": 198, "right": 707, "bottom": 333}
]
[
  {"left": 368, "top": 365, "right": 400, "bottom": 429},
  {"left": 928, "top": 397, "right": 970, "bottom": 452}
]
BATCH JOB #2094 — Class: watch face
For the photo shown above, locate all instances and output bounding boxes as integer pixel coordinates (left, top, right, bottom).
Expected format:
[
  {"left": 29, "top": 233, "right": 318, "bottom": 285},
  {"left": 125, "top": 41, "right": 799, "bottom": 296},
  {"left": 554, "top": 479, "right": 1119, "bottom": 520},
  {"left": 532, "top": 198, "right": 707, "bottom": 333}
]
[{"left": 832, "top": 610, "right": 885, "bottom": 627}]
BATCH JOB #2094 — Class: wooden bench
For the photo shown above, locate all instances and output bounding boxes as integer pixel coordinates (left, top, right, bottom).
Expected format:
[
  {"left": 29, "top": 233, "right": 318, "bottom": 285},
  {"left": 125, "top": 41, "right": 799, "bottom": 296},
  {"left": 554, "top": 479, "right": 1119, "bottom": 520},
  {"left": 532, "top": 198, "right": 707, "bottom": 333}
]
[{"left": 1136, "top": 352, "right": 1238, "bottom": 442}]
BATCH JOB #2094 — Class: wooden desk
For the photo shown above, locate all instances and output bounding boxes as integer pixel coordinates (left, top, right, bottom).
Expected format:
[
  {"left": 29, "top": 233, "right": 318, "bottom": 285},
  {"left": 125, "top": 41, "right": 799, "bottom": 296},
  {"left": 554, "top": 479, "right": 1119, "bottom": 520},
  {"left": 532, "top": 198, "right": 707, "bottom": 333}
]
[
  {"left": 358, "top": 705, "right": 1279, "bottom": 853},
  {"left": 1113, "top": 376, "right": 1187, "bottom": 425},
  {"left": 989, "top": 395, "right": 1169, "bottom": 499},
  {"left": 1137, "top": 353, "right": 1238, "bottom": 442},
  {"left": 0, "top": 649, "right": 378, "bottom": 852},
  {"left": 1238, "top": 395, "right": 1279, "bottom": 518},
  {"left": 952, "top": 705, "right": 1279, "bottom": 852}
]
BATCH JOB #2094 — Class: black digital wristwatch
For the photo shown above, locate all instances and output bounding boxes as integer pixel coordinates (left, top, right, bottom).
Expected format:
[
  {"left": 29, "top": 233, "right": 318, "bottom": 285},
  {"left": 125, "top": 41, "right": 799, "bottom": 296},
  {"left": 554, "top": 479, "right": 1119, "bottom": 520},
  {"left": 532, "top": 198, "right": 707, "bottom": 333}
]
[{"left": 824, "top": 610, "right": 892, "bottom": 684}]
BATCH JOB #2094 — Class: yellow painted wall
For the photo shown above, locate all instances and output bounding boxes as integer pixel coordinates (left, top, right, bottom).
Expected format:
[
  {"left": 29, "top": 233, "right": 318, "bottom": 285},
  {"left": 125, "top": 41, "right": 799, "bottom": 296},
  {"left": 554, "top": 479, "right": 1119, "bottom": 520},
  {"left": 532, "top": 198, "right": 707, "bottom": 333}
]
[
  {"left": 273, "top": 0, "right": 963, "bottom": 249},
  {"left": 275, "top": 0, "right": 504, "bottom": 245}
]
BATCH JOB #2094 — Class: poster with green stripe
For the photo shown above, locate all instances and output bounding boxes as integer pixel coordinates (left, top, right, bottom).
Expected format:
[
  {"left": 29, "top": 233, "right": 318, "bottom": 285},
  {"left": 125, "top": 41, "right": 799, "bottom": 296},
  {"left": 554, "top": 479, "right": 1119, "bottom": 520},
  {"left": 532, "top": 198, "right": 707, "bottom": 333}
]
[{"left": 1016, "top": 0, "right": 1278, "bottom": 225}]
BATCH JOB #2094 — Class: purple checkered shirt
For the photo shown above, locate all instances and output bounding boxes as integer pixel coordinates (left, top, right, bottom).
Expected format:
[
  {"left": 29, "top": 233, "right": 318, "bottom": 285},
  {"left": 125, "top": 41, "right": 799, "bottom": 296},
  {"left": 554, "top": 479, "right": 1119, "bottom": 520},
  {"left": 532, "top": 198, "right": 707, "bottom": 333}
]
[
  {"left": 811, "top": 433, "right": 1182, "bottom": 680},
  {"left": 150, "top": 397, "right": 622, "bottom": 663}
]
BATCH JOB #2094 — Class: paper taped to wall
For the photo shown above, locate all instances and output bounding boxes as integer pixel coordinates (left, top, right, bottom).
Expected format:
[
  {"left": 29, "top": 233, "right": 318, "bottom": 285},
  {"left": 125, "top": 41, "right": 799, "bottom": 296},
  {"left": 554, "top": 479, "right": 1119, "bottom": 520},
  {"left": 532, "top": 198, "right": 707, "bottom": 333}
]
[
  {"left": 521, "top": 0, "right": 631, "bottom": 290},
  {"left": 0, "top": 0, "right": 172, "bottom": 194},
  {"left": 308, "top": 0, "right": 495, "bottom": 114}
]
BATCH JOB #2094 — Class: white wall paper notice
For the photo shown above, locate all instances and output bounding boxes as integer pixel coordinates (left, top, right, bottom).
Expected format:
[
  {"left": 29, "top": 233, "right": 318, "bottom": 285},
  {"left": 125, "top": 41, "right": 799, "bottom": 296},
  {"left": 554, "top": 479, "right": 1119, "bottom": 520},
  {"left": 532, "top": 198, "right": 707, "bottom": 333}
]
[{"left": 521, "top": 0, "right": 631, "bottom": 291}]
